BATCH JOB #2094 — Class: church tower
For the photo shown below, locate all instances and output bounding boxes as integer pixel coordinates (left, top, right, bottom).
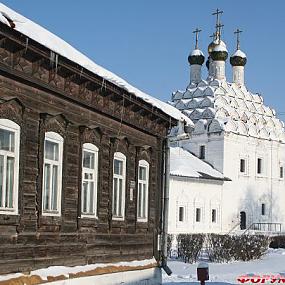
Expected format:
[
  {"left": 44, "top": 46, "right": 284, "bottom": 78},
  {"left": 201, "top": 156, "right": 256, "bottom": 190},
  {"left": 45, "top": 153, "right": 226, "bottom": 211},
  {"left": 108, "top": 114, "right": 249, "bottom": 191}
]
[
  {"left": 170, "top": 9, "right": 285, "bottom": 234},
  {"left": 230, "top": 29, "right": 247, "bottom": 86},
  {"left": 188, "top": 28, "right": 205, "bottom": 84}
]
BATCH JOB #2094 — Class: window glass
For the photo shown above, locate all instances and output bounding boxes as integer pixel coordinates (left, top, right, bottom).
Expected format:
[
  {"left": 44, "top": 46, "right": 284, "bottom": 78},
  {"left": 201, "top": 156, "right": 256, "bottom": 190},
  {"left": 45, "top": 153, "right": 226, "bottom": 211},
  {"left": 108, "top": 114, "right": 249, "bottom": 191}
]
[
  {"left": 112, "top": 153, "right": 126, "bottom": 219},
  {"left": 261, "top": 203, "right": 266, "bottom": 216},
  {"left": 179, "top": 207, "right": 184, "bottom": 222},
  {"left": 114, "top": 159, "right": 123, "bottom": 175},
  {"left": 83, "top": 151, "right": 95, "bottom": 169},
  {"left": 0, "top": 129, "right": 14, "bottom": 152},
  {"left": 81, "top": 144, "right": 98, "bottom": 216},
  {"left": 42, "top": 133, "right": 63, "bottom": 215},
  {"left": 257, "top": 158, "right": 262, "bottom": 174},
  {"left": 240, "top": 159, "right": 245, "bottom": 173},
  {"left": 199, "top": 146, "right": 205, "bottom": 159},
  {"left": 280, "top": 166, "right": 284, "bottom": 179},
  {"left": 0, "top": 121, "right": 19, "bottom": 213},
  {"left": 196, "top": 208, "right": 201, "bottom": 222},
  {"left": 212, "top": 209, "right": 217, "bottom": 223},
  {"left": 45, "top": 140, "right": 59, "bottom": 161}
]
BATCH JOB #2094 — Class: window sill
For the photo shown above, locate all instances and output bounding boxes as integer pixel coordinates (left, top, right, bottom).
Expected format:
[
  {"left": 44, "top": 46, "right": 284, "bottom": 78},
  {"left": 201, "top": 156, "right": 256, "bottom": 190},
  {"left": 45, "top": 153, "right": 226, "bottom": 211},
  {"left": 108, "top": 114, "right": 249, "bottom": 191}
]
[
  {"left": 81, "top": 214, "right": 98, "bottom": 219},
  {"left": 0, "top": 209, "right": 18, "bottom": 216},
  {"left": 137, "top": 218, "right": 148, "bottom": 223},
  {"left": 112, "top": 216, "right": 125, "bottom": 221}
]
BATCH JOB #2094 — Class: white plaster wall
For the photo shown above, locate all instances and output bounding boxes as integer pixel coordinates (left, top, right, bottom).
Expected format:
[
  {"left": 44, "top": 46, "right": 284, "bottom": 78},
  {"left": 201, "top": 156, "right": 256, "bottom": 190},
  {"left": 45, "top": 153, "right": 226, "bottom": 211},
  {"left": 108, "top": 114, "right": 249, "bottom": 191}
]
[
  {"left": 176, "top": 131, "right": 285, "bottom": 234},
  {"left": 222, "top": 133, "right": 285, "bottom": 232},
  {"left": 180, "top": 133, "right": 225, "bottom": 173},
  {"left": 46, "top": 267, "right": 161, "bottom": 285},
  {"left": 168, "top": 176, "right": 223, "bottom": 235}
]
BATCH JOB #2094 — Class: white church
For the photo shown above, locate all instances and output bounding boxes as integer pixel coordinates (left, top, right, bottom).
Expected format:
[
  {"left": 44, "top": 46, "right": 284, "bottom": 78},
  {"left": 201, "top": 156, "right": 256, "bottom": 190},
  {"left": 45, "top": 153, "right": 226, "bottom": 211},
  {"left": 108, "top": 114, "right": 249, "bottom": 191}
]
[{"left": 168, "top": 10, "right": 285, "bottom": 236}]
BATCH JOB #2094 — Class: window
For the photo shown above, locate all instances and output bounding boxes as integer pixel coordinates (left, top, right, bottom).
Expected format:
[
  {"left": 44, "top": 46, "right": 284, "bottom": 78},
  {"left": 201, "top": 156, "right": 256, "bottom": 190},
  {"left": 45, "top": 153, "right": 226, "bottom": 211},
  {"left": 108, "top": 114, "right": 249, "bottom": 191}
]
[
  {"left": 178, "top": 206, "right": 185, "bottom": 222},
  {"left": 280, "top": 166, "right": 284, "bottom": 179},
  {"left": 196, "top": 208, "right": 201, "bottom": 222},
  {"left": 42, "top": 132, "right": 63, "bottom": 216},
  {"left": 212, "top": 209, "right": 217, "bottom": 223},
  {"left": 261, "top": 203, "right": 266, "bottom": 216},
  {"left": 81, "top": 143, "right": 99, "bottom": 217},
  {"left": 240, "top": 159, "right": 246, "bottom": 173},
  {"left": 0, "top": 119, "right": 20, "bottom": 215},
  {"left": 137, "top": 160, "right": 149, "bottom": 221},
  {"left": 112, "top": 152, "right": 126, "bottom": 220},
  {"left": 257, "top": 158, "right": 262, "bottom": 174},
  {"left": 199, "top": 145, "right": 205, "bottom": 159}
]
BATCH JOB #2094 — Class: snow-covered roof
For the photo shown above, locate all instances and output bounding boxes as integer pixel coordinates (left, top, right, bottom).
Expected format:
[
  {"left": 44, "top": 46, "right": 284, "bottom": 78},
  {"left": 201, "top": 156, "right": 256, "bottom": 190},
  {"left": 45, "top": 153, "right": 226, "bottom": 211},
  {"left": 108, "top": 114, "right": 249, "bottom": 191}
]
[
  {"left": 170, "top": 147, "right": 227, "bottom": 181},
  {"left": 0, "top": 4, "right": 193, "bottom": 127},
  {"left": 191, "top": 49, "right": 204, "bottom": 56},
  {"left": 172, "top": 75, "right": 285, "bottom": 142},
  {"left": 232, "top": 49, "right": 247, "bottom": 58}
]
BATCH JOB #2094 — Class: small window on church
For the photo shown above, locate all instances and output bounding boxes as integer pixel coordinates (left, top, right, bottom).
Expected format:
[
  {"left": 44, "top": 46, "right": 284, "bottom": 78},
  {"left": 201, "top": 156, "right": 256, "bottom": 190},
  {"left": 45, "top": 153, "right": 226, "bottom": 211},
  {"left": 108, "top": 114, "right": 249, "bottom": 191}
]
[
  {"left": 199, "top": 146, "right": 205, "bottom": 159},
  {"left": 257, "top": 158, "right": 262, "bottom": 174},
  {"left": 178, "top": 206, "right": 184, "bottom": 222},
  {"left": 212, "top": 209, "right": 217, "bottom": 223},
  {"left": 261, "top": 203, "right": 266, "bottom": 216},
  {"left": 196, "top": 208, "right": 201, "bottom": 222},
  {"left": 240, "top": 159, "right": 246, "bottom": 173},
  {"left": 280, "top": 166, "right": 284, "bottom": 179}
]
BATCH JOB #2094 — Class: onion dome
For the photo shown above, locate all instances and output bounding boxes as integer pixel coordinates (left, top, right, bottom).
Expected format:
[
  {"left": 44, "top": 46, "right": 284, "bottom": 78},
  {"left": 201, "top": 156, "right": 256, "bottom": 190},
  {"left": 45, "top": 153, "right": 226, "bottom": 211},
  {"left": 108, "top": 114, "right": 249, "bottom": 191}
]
[
  {"left": 188, "top": 49, "right": 205, "bottom": 65},
  {"left": 210, "top": 40, "right": 228, "bottom": 61},
  {"left": 230, "top": 49, "right": 247, "bottom": 66}
]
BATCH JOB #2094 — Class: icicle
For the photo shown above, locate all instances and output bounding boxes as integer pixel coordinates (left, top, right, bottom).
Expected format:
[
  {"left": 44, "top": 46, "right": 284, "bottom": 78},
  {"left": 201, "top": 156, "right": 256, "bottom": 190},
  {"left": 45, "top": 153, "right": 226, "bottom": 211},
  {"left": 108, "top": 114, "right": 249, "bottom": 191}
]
[
  {"left": 80, "top": 67, "right": 83, "bottom": 78},
  {"left": 101, "top": 78, "right": 106, "bottom": 91},
  {"left": 50, "top": 51, "right": 55, "bottom": 67},
  {"left": 55, "top": 54, "right": 58, "bottom": 73},
  {"left": 25, "top": 38, "right": 29, "bottom": 53}
]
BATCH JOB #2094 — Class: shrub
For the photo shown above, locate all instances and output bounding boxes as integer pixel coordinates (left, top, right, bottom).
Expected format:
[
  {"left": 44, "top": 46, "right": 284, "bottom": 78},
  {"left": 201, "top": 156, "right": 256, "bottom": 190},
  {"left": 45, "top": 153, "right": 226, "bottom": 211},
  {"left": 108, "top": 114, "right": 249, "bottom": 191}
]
[
  {"left": 269, "top": 235, "right": 285, "bottom": 249},
  {"left": 206, "top": 234, "right": 270, "bottom": 262},
  {"left": 206, "top": 234, "right": 234, "bottom": 262},
  {"left": 177, "top": 234, "right": 205, "bottom": 263},
  {"left": 231, "top": 234, "right": 270, "bottom": 261},
  {"left": 167, "top": 234, "right": 174, "bottom": 257}
]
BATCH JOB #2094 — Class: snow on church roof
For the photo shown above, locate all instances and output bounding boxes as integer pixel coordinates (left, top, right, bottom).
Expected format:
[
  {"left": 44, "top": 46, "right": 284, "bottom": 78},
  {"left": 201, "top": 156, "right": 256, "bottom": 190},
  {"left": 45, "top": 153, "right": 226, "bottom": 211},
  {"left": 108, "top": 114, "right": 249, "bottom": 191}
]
[
  {"left": 172, "top": 77, "right": 285, "bottom": 142},
  {"left": 170, "top": 147, "right": 227, "bottom": 181},
  {"left": 0, "top": 4, "right": 193, "bottom": 127}
]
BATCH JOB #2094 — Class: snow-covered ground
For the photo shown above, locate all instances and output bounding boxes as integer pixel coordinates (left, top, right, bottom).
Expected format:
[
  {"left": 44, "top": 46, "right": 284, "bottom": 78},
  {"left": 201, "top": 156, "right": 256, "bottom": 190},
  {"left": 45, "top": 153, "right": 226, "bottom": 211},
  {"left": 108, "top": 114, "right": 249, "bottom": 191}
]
[{"left": 163, "top": 249, "right": 285, "bottom": 285}]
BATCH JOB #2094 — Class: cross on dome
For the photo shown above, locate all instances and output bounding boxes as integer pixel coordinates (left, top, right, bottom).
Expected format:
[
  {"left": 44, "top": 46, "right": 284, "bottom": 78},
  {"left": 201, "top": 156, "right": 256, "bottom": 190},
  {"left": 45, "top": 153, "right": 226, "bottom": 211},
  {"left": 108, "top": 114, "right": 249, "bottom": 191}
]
[
  {"left": 234, "top": 28, "right": 243, "bottom": 50},
  {"left": 193, "top": 28, "right": 202, "bottom": 49}
]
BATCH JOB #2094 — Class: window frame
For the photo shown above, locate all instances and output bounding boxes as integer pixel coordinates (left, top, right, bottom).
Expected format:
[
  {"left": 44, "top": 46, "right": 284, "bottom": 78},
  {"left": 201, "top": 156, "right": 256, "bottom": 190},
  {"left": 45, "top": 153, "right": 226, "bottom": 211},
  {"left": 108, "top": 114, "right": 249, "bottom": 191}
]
[
  {"left": 0, "top": 119, "right": 20, "bottom": 215},
  {"left": 257, "top": 157, "right": 263, "bottom": 175},
  {"left": 137, "top": 159, "right": 149, "bottom": 222},
  {"left": 211, "top": 208, "right": 217, "bottom": 223},
  {"left": 195, "top": 207, "right": 202, "bottom": 223},
  {"left": 261, "top": 203, "right": 266, "bottom": 216},
  {"left": 279, "top": 164, "right": 284, "bottom": 180},
  {"left": 199, "top": 145, "right": 205, "bottom": 160},
  {"left": 81, "top": 143, "right": 99, "bottom": 218},
  {"left": 112, "top": 152, "right": 126, "bottom": 221},
  {"left": 178, "top": 206, "right": 185, "bottom": 223},
  {"left": 42, "top": 131, "right": 63, "bottom": 217}
]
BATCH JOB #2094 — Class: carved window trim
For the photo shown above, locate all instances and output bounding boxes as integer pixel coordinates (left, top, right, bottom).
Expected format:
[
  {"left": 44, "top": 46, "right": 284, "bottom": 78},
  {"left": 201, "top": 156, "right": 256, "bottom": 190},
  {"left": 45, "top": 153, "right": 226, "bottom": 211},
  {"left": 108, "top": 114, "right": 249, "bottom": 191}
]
[
  {"left": 81, "top": 143, "right": 99, "bottom": 219},
  {"left": 0, "top": 119, "right": 20, "bottom": 215},
  {"left": 42, "top": 131, "right": 63, "bottom": 217}
]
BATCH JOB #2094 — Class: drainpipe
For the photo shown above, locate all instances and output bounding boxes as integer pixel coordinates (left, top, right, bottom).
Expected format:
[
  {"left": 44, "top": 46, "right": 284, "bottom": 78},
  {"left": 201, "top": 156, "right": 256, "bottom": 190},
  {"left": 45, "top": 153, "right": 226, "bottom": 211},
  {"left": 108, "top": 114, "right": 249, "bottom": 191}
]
[{"left": 161, "top": 137, "right": 172, "bottom": 275}]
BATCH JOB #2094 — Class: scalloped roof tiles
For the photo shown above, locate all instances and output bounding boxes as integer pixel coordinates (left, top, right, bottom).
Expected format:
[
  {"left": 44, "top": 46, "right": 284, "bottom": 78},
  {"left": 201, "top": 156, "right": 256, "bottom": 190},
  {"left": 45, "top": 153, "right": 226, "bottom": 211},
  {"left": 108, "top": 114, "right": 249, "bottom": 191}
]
[{"left": 171, "top": 78, "right": 285, "bottom": 142}]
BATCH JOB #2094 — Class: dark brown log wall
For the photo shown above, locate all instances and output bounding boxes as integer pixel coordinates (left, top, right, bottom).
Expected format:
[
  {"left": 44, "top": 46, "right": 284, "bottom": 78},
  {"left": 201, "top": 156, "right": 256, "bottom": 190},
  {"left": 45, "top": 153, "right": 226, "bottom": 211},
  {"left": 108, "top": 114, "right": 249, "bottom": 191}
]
[{"left": 0, "top": 25, "right": 171, "bottom": 274}]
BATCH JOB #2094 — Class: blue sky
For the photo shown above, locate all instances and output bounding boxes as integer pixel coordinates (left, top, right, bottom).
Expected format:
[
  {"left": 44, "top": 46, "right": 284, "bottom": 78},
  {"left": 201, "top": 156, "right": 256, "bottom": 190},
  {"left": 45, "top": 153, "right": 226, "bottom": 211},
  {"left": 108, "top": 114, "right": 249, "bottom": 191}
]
[{"left": 2, "top": 1, "right": 285, "bottom": 117}]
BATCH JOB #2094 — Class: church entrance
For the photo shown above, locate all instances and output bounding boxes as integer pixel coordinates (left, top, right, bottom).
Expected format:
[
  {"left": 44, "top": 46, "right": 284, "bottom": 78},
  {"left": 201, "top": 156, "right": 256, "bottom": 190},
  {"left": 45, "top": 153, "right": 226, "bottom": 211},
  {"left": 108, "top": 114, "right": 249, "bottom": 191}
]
[{"left": 240, "top": 211, "right": 246, "bottom": 230}]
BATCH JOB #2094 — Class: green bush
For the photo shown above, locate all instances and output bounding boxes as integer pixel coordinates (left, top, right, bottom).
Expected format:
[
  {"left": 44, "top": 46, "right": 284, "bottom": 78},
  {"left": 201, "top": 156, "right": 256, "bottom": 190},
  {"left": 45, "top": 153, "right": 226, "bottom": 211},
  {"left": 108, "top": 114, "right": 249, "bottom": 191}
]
[
  {"left": 177, "top": 234, "right": 205, "bottom": 263},
  {"left": 206, "top": 234, "right": 270, "bottom": 262},
  {"left": 269, "top": 235, "right": 285, "bottom": 249}
]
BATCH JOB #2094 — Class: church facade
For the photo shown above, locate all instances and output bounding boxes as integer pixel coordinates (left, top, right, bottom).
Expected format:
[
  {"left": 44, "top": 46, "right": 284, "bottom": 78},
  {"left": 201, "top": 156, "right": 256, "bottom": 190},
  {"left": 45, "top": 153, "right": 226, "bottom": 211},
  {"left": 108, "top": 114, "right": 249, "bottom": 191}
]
[{"left": 169, "top": 12, "right": 285, "bottom": 235}]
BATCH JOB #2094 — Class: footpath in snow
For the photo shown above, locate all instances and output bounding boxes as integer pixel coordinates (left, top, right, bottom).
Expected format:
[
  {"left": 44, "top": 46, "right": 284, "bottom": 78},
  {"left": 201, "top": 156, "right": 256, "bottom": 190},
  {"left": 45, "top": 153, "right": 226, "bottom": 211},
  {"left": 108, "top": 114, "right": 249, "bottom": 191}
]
[{"left": 163, "top": 249, "right": 285, "bottom": 285}]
